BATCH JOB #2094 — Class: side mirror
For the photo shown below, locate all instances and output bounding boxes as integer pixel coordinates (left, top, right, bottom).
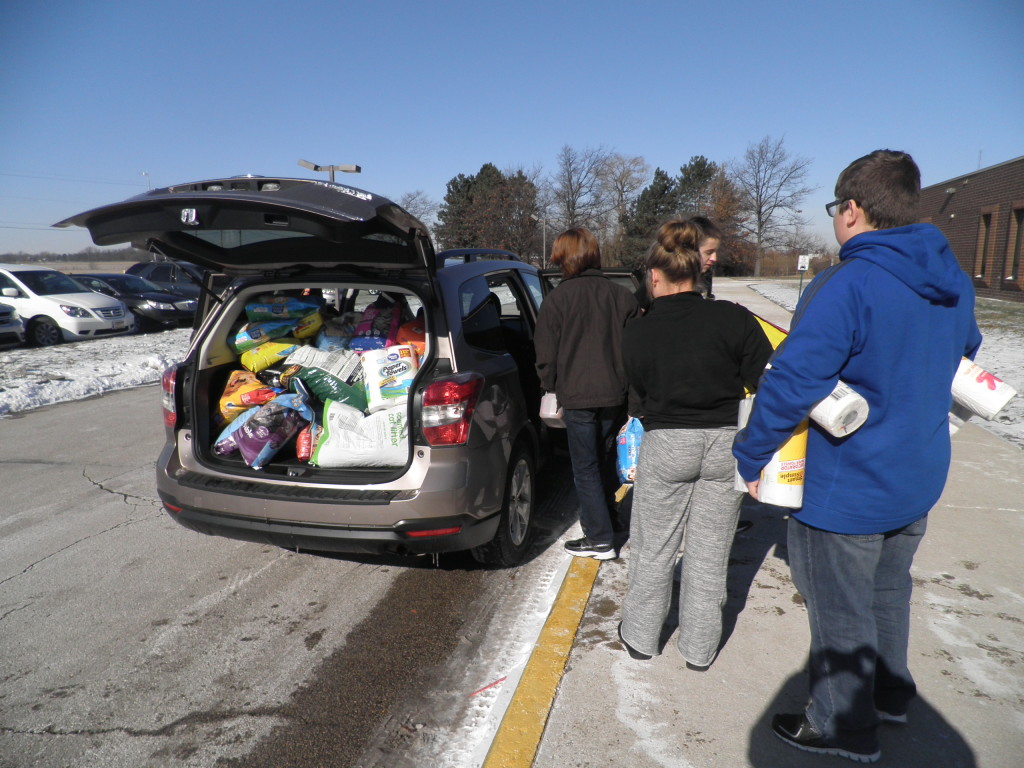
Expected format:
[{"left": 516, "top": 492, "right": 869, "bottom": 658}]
[{"left": 1, "top": 287, "right": 20, "bottom": 298}]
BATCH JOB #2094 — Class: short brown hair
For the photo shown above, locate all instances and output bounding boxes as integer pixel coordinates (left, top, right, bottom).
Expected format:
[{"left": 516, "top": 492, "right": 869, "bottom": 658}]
[
  {"left": 551, "top": 227, "right": 602, "bottom": 278},
  {"left": 646, "top": 218, "right": 702, "bottom": 285},
  {"left": 835, "top": 150, "right": 920, "bottom": 230},
  {"left": 689, "top": 215, "right": 722, "bottom": 244}
]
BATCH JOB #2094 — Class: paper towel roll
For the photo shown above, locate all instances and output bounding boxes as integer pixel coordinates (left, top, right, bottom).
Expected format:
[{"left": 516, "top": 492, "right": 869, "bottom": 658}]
[
  {"left": 947, "top": 402, "right": 973, "bottom": 436},
  {"left": 951, "top": 358, "right": 1016, "bottom": 420},
  {"left": 735, "top": 398, "right": 754, "bottom": 493},
  {"left": 809, "top": 381, "right": 869, "bottom": 437},
  {"left": 734, "top": 396, "right": 807, "bottom": 508}
]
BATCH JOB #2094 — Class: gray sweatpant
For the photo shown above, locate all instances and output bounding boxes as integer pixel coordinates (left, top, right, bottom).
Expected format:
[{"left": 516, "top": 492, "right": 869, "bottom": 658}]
[{"left": 620, "top": 426, "right": 743, "bottom": 665}]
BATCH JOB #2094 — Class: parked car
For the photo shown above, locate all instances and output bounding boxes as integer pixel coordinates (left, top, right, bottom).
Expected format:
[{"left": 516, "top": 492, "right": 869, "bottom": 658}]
[
  {"left": 541, "top": 266, "right": 641, "bottom": 294},
  {"left": 0, "top": 301, "right": 24, "bottom": 348},
  {"left": 0, "top": 264, "right": 133, "bottom": 346},
  {"left": 73, "top": 273, "right": 198, "bottom": 332},
  {"left": 125, "top": 260, "right": 208, "bottom": 299},
  {"left": 57, "top": 176, "right": 550, "bottom": 566}
]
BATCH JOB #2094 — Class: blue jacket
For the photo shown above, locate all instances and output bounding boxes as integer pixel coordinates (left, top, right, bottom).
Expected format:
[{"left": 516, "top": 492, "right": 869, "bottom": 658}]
[{"left": 733, "top": 223, "right": 983, "bottom": 534}]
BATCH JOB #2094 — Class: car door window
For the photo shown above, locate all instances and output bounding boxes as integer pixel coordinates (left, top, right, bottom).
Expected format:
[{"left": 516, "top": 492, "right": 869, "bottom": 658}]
[
  {"left": 149, "top": 264, "right": 172, "bottom": 282},
  {"left": 521, "top": 272, "right": 544, "bottom": 310},
  {"left": 459, "top": 276, "right": 506, "bottom": 353},
  {"left": 0, "top": 274, "right": 21, "bottom": 295}
]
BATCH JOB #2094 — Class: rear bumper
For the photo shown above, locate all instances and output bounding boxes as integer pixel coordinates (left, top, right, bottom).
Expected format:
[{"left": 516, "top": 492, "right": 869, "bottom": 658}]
[{"left": 159, "top": 492, "right": 500, "bottom": 555}]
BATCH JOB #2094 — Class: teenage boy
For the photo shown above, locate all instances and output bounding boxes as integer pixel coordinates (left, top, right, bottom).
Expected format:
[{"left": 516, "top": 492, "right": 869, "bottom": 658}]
[{"left": 733, "top": 150, "right": 982, "bottom": 763}]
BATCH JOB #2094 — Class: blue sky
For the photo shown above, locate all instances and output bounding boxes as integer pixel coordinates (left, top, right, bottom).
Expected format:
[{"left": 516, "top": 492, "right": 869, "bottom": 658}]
[{"left": 2, "top": 0, "right": 1021, "bottom": 255}]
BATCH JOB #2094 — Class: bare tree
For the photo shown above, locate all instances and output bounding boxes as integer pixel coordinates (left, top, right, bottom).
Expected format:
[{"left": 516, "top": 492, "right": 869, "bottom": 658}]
[
  {"left": 397, "top": 190, "right": 438, "bottom": 228},
  {"left": 600, "top": 153, "right": 651, "bottom": 264},
  {"left": 730, "top": 136, "right": 815, "bottom": 276},
  {"left": 548, "top": 145, "right": 613, "bottom": 229}
]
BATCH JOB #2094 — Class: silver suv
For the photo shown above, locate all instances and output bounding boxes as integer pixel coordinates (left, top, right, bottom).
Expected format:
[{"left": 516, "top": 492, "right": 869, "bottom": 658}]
[{"left": 57, "top": 176, "right": 549, "bottom": 566}]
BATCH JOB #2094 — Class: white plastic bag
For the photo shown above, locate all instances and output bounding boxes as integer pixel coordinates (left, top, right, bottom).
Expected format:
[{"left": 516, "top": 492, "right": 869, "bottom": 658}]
[{"left": 540, "top": 392, "right": 564, "bottom": 428}]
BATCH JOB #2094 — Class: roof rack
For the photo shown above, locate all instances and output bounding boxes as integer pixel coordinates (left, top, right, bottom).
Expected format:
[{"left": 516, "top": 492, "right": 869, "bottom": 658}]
[{"left": 437, "top": 248, "right": 522, "bottom": 269}]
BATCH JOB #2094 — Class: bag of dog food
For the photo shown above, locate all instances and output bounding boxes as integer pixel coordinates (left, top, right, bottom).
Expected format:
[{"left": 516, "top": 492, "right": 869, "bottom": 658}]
[
  {"left": 216, "top": 369, "right": 280, "bottom": 426},
  {"left": 311, "top": 401, "right": 408, "bottom": 468}
]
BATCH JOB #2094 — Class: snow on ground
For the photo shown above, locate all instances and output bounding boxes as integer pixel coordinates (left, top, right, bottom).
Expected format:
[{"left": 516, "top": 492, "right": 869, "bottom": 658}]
[
  {"left": 0, "top": 327, "right": 191, "bottom": 417},
  {"left": 1, "top": 284, "right": 1021, "bottom": 449}
]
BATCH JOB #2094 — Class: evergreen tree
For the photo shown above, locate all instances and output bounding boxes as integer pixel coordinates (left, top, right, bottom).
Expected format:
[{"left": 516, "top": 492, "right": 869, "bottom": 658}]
[
  {"left": 434, "top": 164, "right": 539, "bottom": 257},
  {"left": 434, "top": 173, "right": 477, "bottom": 249},
  {"left": 620, "top": 168, "right": 678, "bottom": 268},
  {"left": 676, "top": 155, "right": 718, "bottom": 217}
]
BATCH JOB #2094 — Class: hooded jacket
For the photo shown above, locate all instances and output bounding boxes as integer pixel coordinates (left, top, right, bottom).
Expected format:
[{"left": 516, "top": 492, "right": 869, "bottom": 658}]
[
  {"left": 733, "top": 223, "right": 983, "bottom": 534},
  {"left": 534, "top": 269, "right": 640, "bottom": 409}
]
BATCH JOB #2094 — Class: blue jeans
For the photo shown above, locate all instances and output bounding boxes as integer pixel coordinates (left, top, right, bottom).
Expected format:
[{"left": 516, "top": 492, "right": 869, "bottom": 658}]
[
  {"left": 564, "top": 406, "right": 624, "bottom": 546},
  {"left": 788, "top": 514, "right": 927, "bottom": 752}
]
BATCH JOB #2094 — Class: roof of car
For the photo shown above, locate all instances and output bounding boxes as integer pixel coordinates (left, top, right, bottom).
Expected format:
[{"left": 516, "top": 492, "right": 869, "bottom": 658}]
[{"left": 0, "top": 263, "right": 61, "bottom": 271}]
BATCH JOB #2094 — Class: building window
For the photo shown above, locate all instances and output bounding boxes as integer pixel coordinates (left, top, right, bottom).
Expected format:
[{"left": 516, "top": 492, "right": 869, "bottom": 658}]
[
  {"left": 1008, "top": 208, "right": 1023, "bottom": 282},
  {"left": 975, "top": 214, "right": 991, "bottom": 279}
]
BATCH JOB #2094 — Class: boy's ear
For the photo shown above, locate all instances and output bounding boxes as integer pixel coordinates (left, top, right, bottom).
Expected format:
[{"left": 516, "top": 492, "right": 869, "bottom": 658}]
[{"left": 847, "top": 200, "right": 874, "bottom": 230}]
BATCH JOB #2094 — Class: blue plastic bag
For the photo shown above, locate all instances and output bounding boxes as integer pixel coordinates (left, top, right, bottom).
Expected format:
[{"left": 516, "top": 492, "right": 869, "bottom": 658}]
[{"left": 616, "top": 417, "right": 644, "bottom": 483}]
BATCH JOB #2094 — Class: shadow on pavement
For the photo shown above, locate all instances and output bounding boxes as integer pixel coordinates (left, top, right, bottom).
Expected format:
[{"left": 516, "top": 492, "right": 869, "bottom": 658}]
[{"left": 748, "top": 672, "right": 977, "bottom": 766}]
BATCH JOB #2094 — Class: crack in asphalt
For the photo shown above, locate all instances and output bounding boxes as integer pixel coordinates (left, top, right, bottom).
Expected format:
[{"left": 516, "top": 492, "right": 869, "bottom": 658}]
[
  {"left": 81, "top": 466, "right": 162, "bottom": 507},
  {"left": 0, "top": 471, "right": 164, "bottom": 592}
]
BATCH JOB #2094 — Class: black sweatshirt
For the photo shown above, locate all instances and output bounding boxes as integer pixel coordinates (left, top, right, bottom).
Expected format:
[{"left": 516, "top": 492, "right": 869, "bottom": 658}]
[
  {"left": 534, "top": 270, "right": 640, "bottom": 409},
  {"left": 623, "top": 291, "right": 772, "bottom": 429}
]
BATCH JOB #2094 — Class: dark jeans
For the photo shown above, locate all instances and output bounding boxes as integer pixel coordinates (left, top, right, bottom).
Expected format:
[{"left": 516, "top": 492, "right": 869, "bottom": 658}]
[
  {"left": 563, "top": 405, "right": 625, "bottom": 546},
  {"left": 788, "top": 514, "right": 927, "bottom": 752}
]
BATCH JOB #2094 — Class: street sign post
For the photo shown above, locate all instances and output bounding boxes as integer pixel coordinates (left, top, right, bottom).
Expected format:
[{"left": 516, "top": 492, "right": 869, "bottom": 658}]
[{"left": 797, "top": 254, "right": 812, "bottom": 300}]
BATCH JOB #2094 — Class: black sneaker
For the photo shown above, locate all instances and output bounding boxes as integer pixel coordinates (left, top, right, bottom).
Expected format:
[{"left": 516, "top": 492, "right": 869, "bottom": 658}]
[
  {"left": 876, "top": 708, "right": 908, "bottom": 724},
  {"left": 771, "top": 713, "right": 880, "bottom": 763},
  {"left": 564, "top": 537, "right": 617, "bottom": 560}
]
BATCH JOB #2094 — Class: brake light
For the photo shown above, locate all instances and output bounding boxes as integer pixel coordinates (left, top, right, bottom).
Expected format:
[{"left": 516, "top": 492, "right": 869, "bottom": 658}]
[
  {"left": 161, "top": 364, "right": 179, "bottom": 429},
  {"left": 421, "top": 373, "right": 484, "bottom": 446}
]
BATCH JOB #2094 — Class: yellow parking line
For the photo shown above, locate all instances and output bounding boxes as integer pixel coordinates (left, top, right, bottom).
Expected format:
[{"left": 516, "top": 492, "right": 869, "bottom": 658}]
[{"left": 481, "top": 556, "right": 601, "bottom": 768}]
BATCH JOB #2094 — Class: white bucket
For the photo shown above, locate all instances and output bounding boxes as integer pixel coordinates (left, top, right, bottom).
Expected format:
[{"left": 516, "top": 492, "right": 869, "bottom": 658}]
[{"left": 360, "top": 344, "right": 420, "bottom": 413}]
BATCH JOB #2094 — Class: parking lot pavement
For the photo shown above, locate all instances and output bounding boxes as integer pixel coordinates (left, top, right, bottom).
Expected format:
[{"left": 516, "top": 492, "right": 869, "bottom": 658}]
[{"left": 486, "top": 279, "right": 1024, "bottom": 768}]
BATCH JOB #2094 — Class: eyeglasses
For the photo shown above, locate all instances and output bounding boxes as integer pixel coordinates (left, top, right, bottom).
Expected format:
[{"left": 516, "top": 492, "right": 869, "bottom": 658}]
[{"left": 826, "top": 199, "right": 847, "bottom": 217}]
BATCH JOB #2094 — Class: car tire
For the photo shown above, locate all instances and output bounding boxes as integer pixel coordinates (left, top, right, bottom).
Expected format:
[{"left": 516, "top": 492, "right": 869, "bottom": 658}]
[
  {"left": 27, "top": 317, "right": 63, "bottom": 346},
  {"left": 472, "top": 441, "right": 535, "bottom": 567}
]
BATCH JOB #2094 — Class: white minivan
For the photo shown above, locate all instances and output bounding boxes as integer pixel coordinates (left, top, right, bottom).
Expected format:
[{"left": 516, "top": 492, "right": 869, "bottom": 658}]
[{"left": 0, "top": 263, "right": 133, "bottom": 346}]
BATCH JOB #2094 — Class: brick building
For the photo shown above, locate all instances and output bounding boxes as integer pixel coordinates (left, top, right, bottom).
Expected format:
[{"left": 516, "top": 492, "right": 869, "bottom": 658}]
[{"left": 919, "top": 155, "right": 1024, "bottom": 303}]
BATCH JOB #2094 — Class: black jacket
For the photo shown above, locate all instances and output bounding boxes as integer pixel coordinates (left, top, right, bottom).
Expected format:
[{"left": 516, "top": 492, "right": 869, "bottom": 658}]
[
  {"left": 534, "top": 269, "right": 640, "bottom": 409},
  {"left": 623, "top": 291, "right": 772, "bottom": 429}
]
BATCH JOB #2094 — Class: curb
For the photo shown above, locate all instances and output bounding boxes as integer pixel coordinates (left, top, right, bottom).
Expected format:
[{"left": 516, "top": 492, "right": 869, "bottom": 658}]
[{"left": 480, "top": 556, "right": 601, "bottom": 767}]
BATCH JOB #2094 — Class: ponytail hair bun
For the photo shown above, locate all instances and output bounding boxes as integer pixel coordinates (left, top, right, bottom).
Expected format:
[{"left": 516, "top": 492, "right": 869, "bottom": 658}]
[{"left": 646, "top": 218, "right": 702, "bottom": 285}]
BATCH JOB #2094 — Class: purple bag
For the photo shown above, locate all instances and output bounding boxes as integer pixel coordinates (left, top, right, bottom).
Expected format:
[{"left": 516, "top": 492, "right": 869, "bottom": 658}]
[{"left": 214, "top": 392, "right": 314, "bottom": 469}]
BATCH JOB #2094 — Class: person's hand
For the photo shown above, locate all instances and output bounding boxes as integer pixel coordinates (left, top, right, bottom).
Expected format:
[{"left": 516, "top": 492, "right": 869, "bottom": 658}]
[{"left": 745, "top": 479, "right": 760, "bottom": 501}]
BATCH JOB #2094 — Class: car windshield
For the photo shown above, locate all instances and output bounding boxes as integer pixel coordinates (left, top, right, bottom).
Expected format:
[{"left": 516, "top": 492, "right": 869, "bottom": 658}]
[
  {"left": 14, "top": 270, "right": 90, "bottom": 295},
  {"left": 101, "top": 274, "right": 162, "bottom": 293}
]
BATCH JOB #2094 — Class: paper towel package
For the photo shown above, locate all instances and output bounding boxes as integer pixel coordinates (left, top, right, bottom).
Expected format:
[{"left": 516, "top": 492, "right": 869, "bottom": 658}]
[
  {"left": 951, "top": 358, "right": 1017, "bottom": 420},
  {"left": 734, "top": 397, "right": 807, "bottom": 509},
  {"left": 361, "top": 344, "right": 420, "bottom": 413},
  {"left": 808, "top": 381, "right": 870, "bottom": 436}
]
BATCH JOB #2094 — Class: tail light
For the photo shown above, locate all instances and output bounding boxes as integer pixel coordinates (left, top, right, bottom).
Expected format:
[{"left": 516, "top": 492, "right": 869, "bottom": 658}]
[
  {"left": 161, "top": 364, "right": 180, "bottom": 429},
  {"left": 421, "top": 372, "right": 484, "bottom": 446}
]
